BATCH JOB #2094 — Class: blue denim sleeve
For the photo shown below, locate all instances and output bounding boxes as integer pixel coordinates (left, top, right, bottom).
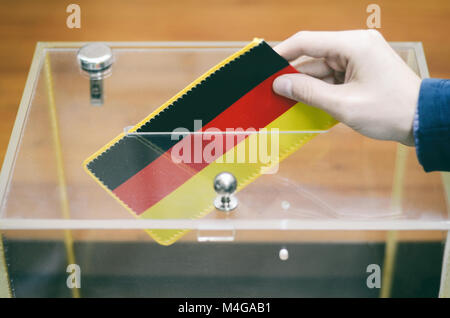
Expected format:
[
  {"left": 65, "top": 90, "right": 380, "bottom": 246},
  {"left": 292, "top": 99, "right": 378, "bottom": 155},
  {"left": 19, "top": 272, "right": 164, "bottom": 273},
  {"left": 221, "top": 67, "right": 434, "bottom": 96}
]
[{"left": 413, "top": 78, "right": 450, "bottom": 172}]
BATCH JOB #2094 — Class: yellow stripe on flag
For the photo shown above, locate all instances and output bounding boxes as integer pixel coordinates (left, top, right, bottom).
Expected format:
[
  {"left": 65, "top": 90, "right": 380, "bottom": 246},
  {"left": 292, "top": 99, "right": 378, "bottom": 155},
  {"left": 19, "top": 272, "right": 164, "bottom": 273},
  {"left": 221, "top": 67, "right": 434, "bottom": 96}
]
[{"left": 139, "top": 102, "right": 337, "bottom": 245}]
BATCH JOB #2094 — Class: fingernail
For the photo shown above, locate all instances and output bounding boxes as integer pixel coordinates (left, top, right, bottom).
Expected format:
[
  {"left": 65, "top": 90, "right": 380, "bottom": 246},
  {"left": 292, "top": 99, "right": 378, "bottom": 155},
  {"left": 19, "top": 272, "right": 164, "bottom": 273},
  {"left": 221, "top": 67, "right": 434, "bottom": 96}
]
[{"left": 273, "top": 76, "right": 292, "bottom": 98}]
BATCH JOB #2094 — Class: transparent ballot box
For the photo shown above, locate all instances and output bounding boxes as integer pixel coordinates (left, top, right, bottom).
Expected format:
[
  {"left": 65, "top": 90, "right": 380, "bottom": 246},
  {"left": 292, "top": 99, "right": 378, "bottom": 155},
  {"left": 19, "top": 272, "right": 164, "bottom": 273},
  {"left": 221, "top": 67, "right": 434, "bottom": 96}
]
[{"left": 0, "top": 42, "right": 449, "bottom": 298}]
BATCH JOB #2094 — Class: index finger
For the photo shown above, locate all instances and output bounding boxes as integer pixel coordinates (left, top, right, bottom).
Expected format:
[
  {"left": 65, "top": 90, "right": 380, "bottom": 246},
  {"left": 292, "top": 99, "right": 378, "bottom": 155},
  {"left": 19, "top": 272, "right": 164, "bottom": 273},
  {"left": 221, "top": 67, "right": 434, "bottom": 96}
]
[{"left": 274, "top": 30, "right": 355, "bottom": 61}]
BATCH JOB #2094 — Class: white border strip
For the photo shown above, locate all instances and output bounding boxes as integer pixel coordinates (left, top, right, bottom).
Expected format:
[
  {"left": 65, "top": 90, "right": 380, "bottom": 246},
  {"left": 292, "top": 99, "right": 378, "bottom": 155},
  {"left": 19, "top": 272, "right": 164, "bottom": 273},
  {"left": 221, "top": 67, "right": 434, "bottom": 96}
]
[
  {"left": 0, "top": 43, "right": 45, "bottom": 218},
  {"left": 0, "top": 219, "right": 449, "bottom": 231}
]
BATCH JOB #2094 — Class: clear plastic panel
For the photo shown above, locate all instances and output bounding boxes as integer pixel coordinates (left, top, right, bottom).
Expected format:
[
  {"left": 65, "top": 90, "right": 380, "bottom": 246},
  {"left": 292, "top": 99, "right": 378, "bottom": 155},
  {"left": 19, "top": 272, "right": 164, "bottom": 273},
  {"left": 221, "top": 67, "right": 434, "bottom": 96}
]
[
  {"left": 2, "top": 126, "right": 447, "bottom": 229},
  {"left": 0, "top": 43, "right": 448, "bottom": 228},
  {"left": 1, "top": 229, "right": 447, "bottom": 297},
  {"left": 0, "top": 42, "right": 448, "bottom": 297}
]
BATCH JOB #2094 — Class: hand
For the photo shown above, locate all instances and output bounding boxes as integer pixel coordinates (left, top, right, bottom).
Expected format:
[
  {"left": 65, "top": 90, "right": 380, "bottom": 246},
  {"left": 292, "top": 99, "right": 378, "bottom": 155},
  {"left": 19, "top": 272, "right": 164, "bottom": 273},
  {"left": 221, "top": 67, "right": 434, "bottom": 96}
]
[{"left": 272, "top": 30, "right": 421, "bottom": 146}]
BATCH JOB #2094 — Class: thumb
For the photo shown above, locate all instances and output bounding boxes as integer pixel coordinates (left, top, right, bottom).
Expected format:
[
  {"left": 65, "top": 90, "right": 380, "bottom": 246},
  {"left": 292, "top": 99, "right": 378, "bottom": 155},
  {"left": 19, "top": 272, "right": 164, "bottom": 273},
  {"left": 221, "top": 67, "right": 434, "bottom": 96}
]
[{"left": 273, "top": 73, "right": 342, "bottom": 115}]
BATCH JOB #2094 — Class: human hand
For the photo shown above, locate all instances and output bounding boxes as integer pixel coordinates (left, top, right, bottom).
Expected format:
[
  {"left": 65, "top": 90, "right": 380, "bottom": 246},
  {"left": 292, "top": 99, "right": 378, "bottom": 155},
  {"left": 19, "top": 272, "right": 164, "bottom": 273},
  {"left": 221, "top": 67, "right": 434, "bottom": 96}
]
[{"left": 272, "top": 30, "right": 421, "bottom": 146}]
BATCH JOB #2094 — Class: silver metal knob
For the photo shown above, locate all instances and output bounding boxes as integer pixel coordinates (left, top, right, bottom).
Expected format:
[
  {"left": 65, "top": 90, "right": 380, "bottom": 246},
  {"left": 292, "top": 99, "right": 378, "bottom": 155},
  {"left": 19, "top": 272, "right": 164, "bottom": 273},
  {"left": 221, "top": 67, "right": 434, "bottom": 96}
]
[
  {"left": 213, "top": 172, "right": 238, "bottom": 212},
  {"left": 77, "top": 43, "right": 114, "bottom": 106}
]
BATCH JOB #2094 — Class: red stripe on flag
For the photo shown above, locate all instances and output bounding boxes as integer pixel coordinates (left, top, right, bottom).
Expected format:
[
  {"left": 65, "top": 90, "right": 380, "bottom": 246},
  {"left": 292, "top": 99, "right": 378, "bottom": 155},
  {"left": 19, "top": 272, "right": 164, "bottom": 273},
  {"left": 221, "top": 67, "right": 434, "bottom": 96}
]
[{"left": 113, "top": 65, "right": 299, "bottom": 214}]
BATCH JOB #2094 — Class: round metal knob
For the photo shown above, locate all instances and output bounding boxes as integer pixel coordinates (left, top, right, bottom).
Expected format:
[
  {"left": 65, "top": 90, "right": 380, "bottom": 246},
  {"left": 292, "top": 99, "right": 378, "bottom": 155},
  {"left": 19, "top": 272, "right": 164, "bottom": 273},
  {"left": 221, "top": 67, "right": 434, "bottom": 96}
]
[
  {"left": 76, "top": 43, "right": 113, "bottom": 106},
  {"left": 77, "top": 43, "right": 114, "bottom": 72},
  {"left": 214, "top": 172, "right": 237, "bottom": 195},
  {"left": 213, "top": 172, "right": 238, "bottom": 212}
]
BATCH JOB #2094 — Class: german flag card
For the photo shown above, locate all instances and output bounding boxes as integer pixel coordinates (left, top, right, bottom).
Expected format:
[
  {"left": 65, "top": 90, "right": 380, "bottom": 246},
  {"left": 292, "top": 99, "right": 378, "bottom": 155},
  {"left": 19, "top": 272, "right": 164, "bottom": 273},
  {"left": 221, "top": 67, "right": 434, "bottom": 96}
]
[{"left": 84, "top": 39, "right": 337, "bottom": 245}]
